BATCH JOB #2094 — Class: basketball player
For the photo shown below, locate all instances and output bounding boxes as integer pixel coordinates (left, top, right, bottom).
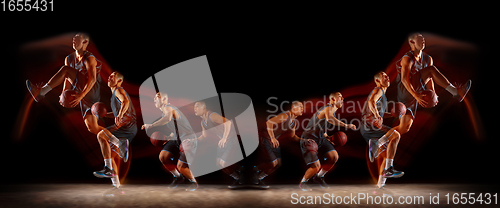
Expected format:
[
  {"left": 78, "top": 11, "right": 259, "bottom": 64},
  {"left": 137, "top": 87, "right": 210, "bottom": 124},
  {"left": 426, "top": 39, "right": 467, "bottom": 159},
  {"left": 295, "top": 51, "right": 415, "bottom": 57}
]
[
  {"left": 360, "top": 71, "right": 403, "bottom": 189},
  {"left": 26, "top": 33, "right": 106, "bottom": 135},
  {"left": 193, "top": 101, "right": 242, "bottom": 188},
  {"left": 141, "top": 92, "right": 198, "bottom": 191},
  {"left": 395, "top": 33, "right": 472, "bottom": 136},
  {"left": 93, "top": 72, "right": 137, "bottom": 196},
  {"left": 253, "top": 101, "right": 304, "bottom": 188},
  {"left": 299, "top": 92, "right": 357, "bottom": 191}
]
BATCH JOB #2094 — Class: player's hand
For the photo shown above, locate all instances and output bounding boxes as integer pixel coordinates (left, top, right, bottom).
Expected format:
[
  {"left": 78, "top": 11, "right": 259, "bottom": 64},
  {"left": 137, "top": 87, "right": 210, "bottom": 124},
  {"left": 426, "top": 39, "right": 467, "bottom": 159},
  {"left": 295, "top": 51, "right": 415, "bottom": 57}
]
[
  {"left": 115, "top": 114, "right": 124, "bottom": 127},
  {"left": 347, "top": 124, "right": 357, "bottom": 130},
  {"left": 270, "top": 138, "right": 279, "bottom": 148},
  {"left": 415, "top": 93, "right": 429, "bottom": 108},
  {"left": 69, "top": 93, "right": 84, "bottom": 108},
  {"left": 141, "top": 124, "right": 151, "bottom": 130},
  {"left": 218, "top": 138, "right": 228, "bottom": 148}
]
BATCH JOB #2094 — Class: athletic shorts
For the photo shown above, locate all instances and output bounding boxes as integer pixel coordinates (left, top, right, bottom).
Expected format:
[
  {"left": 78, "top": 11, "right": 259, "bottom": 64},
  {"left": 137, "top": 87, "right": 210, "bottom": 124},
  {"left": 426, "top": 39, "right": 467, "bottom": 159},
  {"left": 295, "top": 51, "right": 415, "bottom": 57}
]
[
  {"left": 107, "top": 121, "right": 137, "bottom": 142},
  {"left": 258, "top": 136, "right": 281, "bottom": 164},
  {"left": 300, "top": 136, "right": 335, "bottom": 165},
  {"left": 359, "top": 121, "right": 391, "bottom": 144},
  {"left": 162, "top": 139, "right": 189, "bottom": 165}
]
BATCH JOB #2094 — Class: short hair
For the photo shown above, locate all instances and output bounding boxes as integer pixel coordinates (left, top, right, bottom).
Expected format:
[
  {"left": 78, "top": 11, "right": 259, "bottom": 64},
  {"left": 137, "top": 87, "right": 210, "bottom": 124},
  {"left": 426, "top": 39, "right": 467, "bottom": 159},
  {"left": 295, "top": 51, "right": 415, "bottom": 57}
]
[
  {"left": 195, "top": 101, "right": 206, "bottom": 108},
  {"left": 291, "top": 101, "right": 302, "bottom": 108},
  {"left": 77, "top": 32, "right": 90, "bottom": 42},
  {"left": 408, "top": 32, "right": 422, "bottom": 44},
  {"left": 156, "top": 92, "right": 168, "bottom": 101},
  {"left": 114, "top": 71, "right": 124, "bottom": 82},
  {"left": 329, "top": 92, "right": 340, "bottom": 100},
  {"left": 374, "top": 71, "right": 385, "bottom": 83}
]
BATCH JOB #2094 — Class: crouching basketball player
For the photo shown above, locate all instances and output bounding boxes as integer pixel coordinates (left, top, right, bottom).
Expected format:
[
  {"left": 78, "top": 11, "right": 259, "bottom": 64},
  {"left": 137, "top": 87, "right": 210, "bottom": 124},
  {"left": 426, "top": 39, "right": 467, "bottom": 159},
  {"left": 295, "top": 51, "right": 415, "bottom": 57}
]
[
  {"left": 142, "top": 92, "right": 198, "bottom": 191},
  {"left": 299, "top": 92, "right": 357, "bottom": 191},
  {"left": 254, "top": 101, "right": 304, "bottom": 188},
  {"left": 93, "top": 72, "right": 137, "bottom": 196}
]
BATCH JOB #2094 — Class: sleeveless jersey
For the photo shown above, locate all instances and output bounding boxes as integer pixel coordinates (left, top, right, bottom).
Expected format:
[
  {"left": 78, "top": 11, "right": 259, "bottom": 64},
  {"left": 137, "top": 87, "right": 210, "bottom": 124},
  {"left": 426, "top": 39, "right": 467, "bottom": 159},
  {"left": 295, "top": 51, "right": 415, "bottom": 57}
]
[
  {"left": 165, "top": 103, "right": 196, "bottom": 141},
  {"left": 268, "top": 111, "right": 298, "bottom": 140},
  {"left": 302, "top": 104, "right": 336, "bottom": 140},
  {"left": 361, "top": 87, "right": 387, "bottom": 121},
  {"left": 110, "top": 87, "right": 137, "bottom": 131}
]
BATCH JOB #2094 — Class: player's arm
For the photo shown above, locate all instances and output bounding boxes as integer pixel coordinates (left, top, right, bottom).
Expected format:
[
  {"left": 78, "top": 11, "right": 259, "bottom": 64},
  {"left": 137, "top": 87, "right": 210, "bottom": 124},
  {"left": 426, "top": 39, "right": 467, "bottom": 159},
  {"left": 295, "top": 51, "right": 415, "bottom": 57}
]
[
  {"left": 290, "top": 120, "right": 301, "bottom": 141},
  {"left": 325, "top": 107, "right": 356, "bottom": 130},
  {"left": 400, "top": 56, "right": 428, "bottom": 107},
  {"left": 142, "top": 107, "right": 173, "bottom": 130},
  {"left": 367, "top": 88, "right": 384, "bottom": 124},
  {"left": 114, "top": 88, "right": 130, "bottom": 126},
  {"left": 210, "top": 113, "right": 232, "bottom": 141},
  {"left": 266, "top": 113, "right": 288, "bottom": 148},
  {"left": 70, "top": 56, "right": 98, "bottom": 107},
  {"left": 197, "top": 123, "right": 207, "bottom": 141}
]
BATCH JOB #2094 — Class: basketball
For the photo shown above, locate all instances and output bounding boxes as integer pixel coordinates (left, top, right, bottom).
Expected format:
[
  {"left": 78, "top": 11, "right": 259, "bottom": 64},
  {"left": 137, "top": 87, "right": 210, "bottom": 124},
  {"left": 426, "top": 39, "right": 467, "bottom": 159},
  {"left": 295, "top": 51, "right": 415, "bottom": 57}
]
[
  {"left": 332, "top": 131, "right": 347, "bottom": 147},
  {"left": 150, "top": 131, "right": 166, "bottom": 147},
  {"left": 420, "top": 89, "right": 438, "bottom": 108},
  {"left": 59, "top": 89, "right": 77, "bottom": 108},
  {"left": 391, "top": 102, "right": 407, "bottom": 118},
  {"left": 91, "top": 102, "right": 107, "bottom": 119}
]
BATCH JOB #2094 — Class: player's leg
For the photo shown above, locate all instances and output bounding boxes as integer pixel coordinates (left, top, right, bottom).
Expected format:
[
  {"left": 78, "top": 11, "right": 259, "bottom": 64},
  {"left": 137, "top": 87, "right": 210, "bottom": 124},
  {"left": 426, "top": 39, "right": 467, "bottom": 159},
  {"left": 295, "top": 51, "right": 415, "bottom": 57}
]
[
  {"left": 159, "top": 149, "right": 184, "bottom": 188},
  {"left": 421, "top": 66, "right": 471, "bottom": 101},
  {"left": 300, "top": 161, "right": 320, "bottom": 191},
  {"left": 177, "top": 161, "right": 198, "bottom": 191},
  {"left": 394, "top": 114, "right": 414, "bottom": 135},
  {"left": 93, "top": 129, "right": 115, "bottom": 178},
  {"left": 313, "top": 150, "right": 338, "bottom": 189},
  {"left": 26, "top": 65, "right": 77, "bottom": 101},
  {"left": 84, "top": 114, "right": 105, "bottom": 135}
]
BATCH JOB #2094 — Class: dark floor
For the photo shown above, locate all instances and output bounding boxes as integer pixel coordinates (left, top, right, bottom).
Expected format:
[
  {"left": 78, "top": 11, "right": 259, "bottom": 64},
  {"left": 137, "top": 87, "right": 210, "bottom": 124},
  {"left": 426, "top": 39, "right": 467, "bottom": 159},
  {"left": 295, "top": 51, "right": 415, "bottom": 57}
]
[{"left": 1, "top": 183, "right": 498, "bottom": 208}]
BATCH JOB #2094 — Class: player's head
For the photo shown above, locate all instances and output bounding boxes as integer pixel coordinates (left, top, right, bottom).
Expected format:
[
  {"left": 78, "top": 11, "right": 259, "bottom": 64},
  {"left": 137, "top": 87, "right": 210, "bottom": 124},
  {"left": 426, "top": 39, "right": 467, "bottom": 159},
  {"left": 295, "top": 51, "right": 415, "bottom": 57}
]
[
  {"left": 73, "top": 32, "right": 90, "bottom": 51},
  {"left": 329, "top": 92, "right": 344, "bottom": 108},
  {"left": 154, "top": 92, "right": 168, "bottom": 109},
  {"left": 290, "top": 101, "right": 304, "bottom": 116},
  {"left": 108, "top": 71, "right": 124, "bottom": 88},
  {"left": 408, "top": 33, "right": 425, "bottom": 51},
  {"left": 374, "top": 71, "right": 390, "bottom": 88},
  {"left": 194, "top": 101, "right": 207, "bottom": 116}
]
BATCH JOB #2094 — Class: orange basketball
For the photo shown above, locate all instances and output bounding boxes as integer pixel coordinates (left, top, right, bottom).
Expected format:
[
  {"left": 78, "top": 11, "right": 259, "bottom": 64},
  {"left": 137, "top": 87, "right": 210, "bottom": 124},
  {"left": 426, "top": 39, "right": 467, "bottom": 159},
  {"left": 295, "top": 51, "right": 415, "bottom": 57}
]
[
  {"left": 332, "top": 131, "right": 347, "bottom": 147},
  {"left": 150, "top": 131, "right": 166, "bottom": 147}
]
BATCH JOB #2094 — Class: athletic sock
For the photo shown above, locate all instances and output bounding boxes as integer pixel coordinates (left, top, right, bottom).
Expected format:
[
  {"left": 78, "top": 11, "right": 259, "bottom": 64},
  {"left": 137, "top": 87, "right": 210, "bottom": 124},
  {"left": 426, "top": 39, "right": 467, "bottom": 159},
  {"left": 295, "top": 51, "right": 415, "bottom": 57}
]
[
  {"left": 229, "top": 171, "right": 240, "bottom": 180},
  {"left": 377, "top": 175, "right": 386, "bottom": 188},
  {"left": 111, "top": 175, "right": 120, "bottom": 188},
  {"left": 377, "top": 135, "right": 389, "bottom": 148},
  {"left": 258, "top": 171, "right": 268, "bottom": 180},
  {"left": 170, "top": 169, "right": 181, "bottom": 177},
  {"left": 385, "top": 159, "right": 394, "bottom": 169},
  {"left": 317, "top": 169, "right": 328, "bottom": 178},
  {"left": 188, "top": 178, "right": 197, "bottom": 183},
  {"left": 301, "top": 177, "right": 309, "bottom": 183},
  {"left": 446, "top": 84, "right": 458, "bottom": 96},
  {"left": 104, "top": 158, "right": 113, "bottom": 170},
  {"left": 40, "top": 84, "right": 52, "bottom": 96}
]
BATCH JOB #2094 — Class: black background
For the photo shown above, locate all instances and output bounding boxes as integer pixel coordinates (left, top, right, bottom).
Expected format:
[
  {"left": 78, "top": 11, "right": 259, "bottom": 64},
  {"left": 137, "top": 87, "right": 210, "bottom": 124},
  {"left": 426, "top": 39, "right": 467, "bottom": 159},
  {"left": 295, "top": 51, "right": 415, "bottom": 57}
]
[{"left": 3, "top": 8, "right": 497, "bottom": 186}]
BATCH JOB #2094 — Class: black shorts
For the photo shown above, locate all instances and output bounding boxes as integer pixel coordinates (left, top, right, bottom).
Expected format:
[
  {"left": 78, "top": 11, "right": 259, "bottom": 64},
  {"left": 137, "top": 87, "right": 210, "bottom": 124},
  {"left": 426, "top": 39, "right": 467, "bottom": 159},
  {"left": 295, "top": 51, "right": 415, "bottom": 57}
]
[
  {"left": 300, "top": 136, "right": 336, "bottom": 166},
  {"left": 258, "top": 136, "right": 281, "bottom": 164},
  {"left": 107, "top": 121, "right": 137, "bottom": 142},
  {"left": 396, "top": 73, "right": 426, "bottom": 119},
  {"left": 162, "top": 139, "right": 189, "bottom": 165},
  {"left": 359, "top": 122, "right": 391, "bottom": 144},
  {"left": 217, "top": 137, "right": 243, "bottom": 165}
]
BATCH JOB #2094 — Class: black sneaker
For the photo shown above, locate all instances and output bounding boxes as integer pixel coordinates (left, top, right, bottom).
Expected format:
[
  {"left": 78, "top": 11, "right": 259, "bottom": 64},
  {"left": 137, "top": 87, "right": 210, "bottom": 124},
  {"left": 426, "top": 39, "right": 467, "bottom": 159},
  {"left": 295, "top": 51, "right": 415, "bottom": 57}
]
[
  {"left": 313, "top": 174, "right": 329, "bottom": 189},
  {"left": 186, "top": 180, "right": 198, "bottom": 191},
  {"left": 382, "top": 166, "right": 404, "bottom": 178},
  {"left": 299, "top": 181, "right": 312, "bottom": 191},
  {"left": 256, "top": 179, "right": 270, "bottom": 189},
  {"left": 168, "top": 175, "right": 185, "bottom": 189},
  {"left": 228, "top": 177, "right": 240, "bottom": 189},
  {"left": 93, "top": 166, "right": 115, "bottom": 178},
  {"left": 119, "top": 139, "right": 130, "bottom": 163},
  {"left": 251, "top": 170, "right": 260, "bottom": 185}
]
